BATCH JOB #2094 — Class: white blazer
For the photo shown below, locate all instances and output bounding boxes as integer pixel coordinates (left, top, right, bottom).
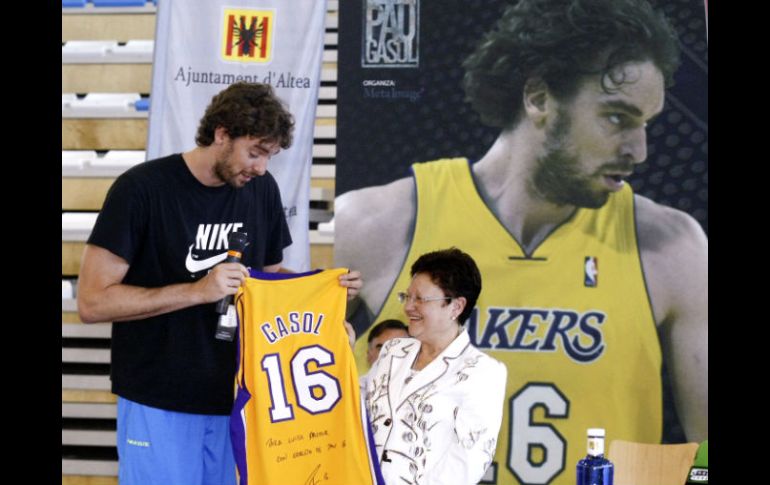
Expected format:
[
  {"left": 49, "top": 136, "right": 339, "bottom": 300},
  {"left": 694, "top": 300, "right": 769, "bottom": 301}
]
[{"left": 364, "top": 330, "right": 507, "bottom": 485}]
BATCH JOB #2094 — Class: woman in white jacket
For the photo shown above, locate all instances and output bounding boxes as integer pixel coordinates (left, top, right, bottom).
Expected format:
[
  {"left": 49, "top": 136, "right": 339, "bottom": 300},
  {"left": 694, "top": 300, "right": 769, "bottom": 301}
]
[{"left": 364, "top": 247, "right": 507, "bottom": 485}]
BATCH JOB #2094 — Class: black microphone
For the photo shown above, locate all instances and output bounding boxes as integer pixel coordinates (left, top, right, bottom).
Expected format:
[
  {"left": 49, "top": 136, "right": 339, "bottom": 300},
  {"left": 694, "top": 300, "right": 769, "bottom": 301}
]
[{"left": 214, "top": 231, "right": 249, "bottom": 315}]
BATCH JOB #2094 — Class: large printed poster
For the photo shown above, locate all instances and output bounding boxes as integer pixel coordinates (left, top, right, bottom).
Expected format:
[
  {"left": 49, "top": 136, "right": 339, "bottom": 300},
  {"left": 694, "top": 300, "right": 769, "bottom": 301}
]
[{"left": 335, "top": 1, "right": 707, "bottom": 483}]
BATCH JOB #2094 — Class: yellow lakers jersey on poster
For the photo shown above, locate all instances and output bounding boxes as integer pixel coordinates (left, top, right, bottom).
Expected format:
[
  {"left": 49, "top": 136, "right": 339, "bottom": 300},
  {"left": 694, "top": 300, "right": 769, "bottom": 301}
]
[
  {"left": 232, "top": 268, "right": 383, "bottom": 485},
  {"left": 354, "top": 159, "right": 662, "bottom": 485}
]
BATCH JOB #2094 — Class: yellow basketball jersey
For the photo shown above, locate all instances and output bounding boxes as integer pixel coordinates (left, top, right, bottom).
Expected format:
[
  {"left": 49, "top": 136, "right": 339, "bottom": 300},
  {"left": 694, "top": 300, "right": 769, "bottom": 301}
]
[
  {"left": 233, "top": 268, "right": 383, "bottom": 485},
  {"left": 353, "top": 159, "right": 662, "bottom": 485}
]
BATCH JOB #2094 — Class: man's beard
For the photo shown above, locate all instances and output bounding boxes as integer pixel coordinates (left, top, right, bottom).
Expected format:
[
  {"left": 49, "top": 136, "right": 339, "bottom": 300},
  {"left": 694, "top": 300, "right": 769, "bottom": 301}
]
[
  {"left": 531, "top": 111, "right": 627, "bottom": 209},
  {"left": 213, "top": 143, "right": 242, "bottom": 188}
]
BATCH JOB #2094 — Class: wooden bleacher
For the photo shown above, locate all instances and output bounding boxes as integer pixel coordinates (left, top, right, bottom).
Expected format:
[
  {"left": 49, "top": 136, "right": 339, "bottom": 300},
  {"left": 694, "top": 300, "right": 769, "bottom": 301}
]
[{"left": 62, "top": 2, "right": 340, "bottom": 483}]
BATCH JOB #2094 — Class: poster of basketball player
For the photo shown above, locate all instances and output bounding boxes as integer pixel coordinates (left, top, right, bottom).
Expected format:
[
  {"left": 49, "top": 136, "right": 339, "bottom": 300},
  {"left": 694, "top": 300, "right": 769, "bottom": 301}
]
[{"left": 333, "top": 1, "right": 707, "bottom": 484}]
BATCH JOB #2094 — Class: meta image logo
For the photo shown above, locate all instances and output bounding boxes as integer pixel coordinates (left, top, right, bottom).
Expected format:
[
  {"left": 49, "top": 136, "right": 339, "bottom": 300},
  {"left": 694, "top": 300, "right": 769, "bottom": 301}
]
[
  {"left": 363, "top": 0, "right": 419, "bottom": 68},
  {"left": 221, "top": 8, "right": 274, "bottom": 63}
]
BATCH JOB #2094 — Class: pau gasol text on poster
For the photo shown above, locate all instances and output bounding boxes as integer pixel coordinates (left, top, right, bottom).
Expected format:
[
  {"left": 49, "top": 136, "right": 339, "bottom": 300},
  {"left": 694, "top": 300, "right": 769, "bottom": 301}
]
[{"left": 362, "top": 0, "right": 419, "bottom": 68}]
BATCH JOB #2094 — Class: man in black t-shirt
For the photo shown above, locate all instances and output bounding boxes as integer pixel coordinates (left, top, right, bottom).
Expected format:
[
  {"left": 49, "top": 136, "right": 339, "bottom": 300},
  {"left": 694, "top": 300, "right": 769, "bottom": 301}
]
[{"left": 77, "top": 82, "right": 362, "bottom": 485}]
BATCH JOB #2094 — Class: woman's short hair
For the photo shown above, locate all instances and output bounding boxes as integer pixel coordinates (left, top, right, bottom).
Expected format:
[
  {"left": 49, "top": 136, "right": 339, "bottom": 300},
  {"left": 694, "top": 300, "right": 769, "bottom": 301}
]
[{"left": 410, "top": 247, "right": 482, "bottom": 324}]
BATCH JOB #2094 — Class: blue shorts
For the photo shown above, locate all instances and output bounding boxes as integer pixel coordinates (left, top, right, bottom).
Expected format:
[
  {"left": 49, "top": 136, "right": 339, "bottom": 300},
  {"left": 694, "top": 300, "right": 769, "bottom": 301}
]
[{"left": 117, "top": 397, "right": 236, "bottom": 485}]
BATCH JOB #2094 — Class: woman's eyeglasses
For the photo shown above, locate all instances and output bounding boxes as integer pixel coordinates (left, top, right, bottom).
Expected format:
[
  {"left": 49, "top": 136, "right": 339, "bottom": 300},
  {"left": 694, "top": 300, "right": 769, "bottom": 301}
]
[{"left": 397, "top": 292, "right": 453, "bottom": 305}]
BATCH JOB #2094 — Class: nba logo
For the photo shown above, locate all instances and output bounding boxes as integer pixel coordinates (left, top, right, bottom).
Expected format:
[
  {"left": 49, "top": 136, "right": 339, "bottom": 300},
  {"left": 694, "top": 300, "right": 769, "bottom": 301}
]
[{"left": 584, "top": 256, "right": 598, "bottom": 287}]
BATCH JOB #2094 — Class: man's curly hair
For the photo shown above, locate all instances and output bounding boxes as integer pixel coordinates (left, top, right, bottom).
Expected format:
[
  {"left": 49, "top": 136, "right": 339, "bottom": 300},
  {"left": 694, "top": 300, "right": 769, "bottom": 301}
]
[
  {"left": 195, "top": 82, "right": 294, "bottom": 148},
  {"left": 462, "top": 0, "right": 680, "bottom": 129}
]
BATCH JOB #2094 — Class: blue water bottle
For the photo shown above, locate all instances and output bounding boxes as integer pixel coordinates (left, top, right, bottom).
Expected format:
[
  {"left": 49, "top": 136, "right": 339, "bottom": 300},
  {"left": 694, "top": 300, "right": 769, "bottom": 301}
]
[{"left": 576, "top": 428, "right": 614, "bottom": 485}]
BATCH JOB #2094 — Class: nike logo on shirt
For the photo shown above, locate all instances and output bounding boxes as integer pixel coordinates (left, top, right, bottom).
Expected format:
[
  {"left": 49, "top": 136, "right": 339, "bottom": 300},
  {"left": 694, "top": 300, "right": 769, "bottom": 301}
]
[{"left": 185, "top": 244, "right": 228, "bottom": 273}]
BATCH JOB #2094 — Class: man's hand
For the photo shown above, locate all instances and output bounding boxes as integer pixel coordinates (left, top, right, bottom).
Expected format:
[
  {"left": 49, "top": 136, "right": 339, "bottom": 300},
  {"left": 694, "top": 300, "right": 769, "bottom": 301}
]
[
  {"left": 338, "top": 270, "right": 363, "bottom": 301},
  {"left": 78, "top": 244, "right": 250, "bottom": 323},
  {"left": 193, "top": 263, "right": 249, "bottom": 303}
]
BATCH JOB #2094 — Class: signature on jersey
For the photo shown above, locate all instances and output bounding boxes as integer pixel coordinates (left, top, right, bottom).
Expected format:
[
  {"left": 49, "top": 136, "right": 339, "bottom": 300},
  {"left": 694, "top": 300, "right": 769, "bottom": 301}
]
[{"left": 304, "top": 464, "right": 329, "bottom": 485}]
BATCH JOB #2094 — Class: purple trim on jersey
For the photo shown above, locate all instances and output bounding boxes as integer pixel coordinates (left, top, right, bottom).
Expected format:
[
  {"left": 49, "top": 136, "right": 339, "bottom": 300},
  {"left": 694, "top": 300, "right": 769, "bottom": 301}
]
[
  {"left": 235, "top": 297, "right": 244, "bottom": 386},
  {"left": 247, "top": 268, "right": 323, "bottom": 279},
  {"left": 365, "top": 408, "right": 387, "bottom": 485},
  {"left": 230, "top": 385, "right": 251, "bottom": 485}
]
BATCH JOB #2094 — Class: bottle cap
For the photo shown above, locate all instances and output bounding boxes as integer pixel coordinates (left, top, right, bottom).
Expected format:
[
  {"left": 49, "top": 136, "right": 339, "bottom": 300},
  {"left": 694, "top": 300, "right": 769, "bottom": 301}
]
[
  {"left": 586, "top": 428, "right": 606, "bottom": 456},
  {"left": 587, "top": 428, "right": 605, "bottom": 437}
]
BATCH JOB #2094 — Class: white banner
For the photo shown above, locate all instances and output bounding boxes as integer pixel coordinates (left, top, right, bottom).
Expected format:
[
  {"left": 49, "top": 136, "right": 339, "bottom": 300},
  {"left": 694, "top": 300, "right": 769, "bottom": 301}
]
[{"left": 147, "top": 0, "right": 327, "bottom": 271}]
